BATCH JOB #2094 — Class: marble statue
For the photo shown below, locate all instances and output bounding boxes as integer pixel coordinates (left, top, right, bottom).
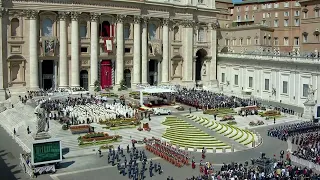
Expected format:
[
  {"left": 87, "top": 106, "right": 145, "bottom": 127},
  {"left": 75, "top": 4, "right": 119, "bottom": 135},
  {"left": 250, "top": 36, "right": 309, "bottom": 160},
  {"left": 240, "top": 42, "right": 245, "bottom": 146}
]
[
  {"left": 34, "top": 104, "right": 47, "bottom": 133},
  {"left": 307, "top": 84, "right": 317, "bottom": 102}
]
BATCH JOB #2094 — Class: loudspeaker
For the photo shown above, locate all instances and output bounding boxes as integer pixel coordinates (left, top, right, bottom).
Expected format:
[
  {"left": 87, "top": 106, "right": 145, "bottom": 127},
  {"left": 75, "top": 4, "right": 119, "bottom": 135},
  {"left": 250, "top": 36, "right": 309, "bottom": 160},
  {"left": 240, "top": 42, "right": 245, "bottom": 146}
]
[{"left": 313, "top": 118, "right": 319, "bottom": 123}]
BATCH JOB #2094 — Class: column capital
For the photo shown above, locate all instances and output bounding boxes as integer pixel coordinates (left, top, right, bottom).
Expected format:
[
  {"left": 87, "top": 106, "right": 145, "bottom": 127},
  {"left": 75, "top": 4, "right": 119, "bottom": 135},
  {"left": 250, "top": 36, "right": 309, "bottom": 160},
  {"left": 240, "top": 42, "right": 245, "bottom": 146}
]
[
  {"left": 0, "top": 8, "right": 8, "bottom": 17},
  {"left": 70, "top": 11, "right": 80, "bottom": 21},
  {"left": 141, "top": 16, "right": 150, "bottom": 24},
  {"left": 25, "top": 10, "right": 39, "bottom": 20},
  {"left": 133, "top": 15, "right": 141, "bottom": 24},
  {"left": 116, "top": 14, "right": 126, "bottom": 23},
  {"left": 182, "top": 19, "right": 195, "bottom": 28},
  {"left": 58, "top": 12, "right": 69, "bottom": 21},
  {"left": 90, "top": 13, "right": 100, "bottom": 22},
  {"left": 210, "top": 22, "right": 218, "bottom": 30},
  {"left": 162, "top": 18, "right": 170, "bottom": 26}
]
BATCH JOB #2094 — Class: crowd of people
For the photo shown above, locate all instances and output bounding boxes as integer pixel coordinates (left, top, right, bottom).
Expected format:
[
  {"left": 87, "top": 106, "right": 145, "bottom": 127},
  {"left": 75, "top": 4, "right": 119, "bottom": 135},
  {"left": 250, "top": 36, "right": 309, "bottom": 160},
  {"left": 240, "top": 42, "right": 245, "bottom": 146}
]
[
  {"left": 267, "top": 121, "right": 320, "bottom": 141},
  {"left": 174, "top": 88, "right": 259, "bottom": 109},
  {"left": 292, "top": 132, "right": 320, "bottom": 165}
]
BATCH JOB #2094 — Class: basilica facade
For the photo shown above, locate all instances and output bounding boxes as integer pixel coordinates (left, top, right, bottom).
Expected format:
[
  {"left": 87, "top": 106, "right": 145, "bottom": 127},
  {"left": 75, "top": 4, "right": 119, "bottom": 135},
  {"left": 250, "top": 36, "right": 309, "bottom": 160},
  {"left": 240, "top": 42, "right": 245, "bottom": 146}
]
[{"left": 0, "top": 0, "right": 218, "bottom": 94}]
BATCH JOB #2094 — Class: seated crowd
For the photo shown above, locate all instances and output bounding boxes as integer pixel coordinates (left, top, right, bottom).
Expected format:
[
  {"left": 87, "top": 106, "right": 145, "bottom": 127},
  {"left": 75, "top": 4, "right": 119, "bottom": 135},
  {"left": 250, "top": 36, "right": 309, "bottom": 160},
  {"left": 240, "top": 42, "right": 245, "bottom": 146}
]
[
  {"left": 174, "top": 88, "right": 259, "bottom": 109},
  {"left": 267, "top": 121, "right": 320, "bottom": 141},
  {"left": 184, "top": 158, "right": 318, "bottom": 179},
  {"left": 292, "top": 132, "right": 320, "bottom": 165}
]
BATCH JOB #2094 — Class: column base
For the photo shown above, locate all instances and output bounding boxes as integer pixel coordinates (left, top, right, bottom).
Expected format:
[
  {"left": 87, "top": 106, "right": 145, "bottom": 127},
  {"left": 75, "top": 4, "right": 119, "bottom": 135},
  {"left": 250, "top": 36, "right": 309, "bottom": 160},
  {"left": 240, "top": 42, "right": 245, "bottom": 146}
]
[
  {"left": 160, "top": 81, "right": 169, "bottom": 85},
  {"left": 28, "top": 87, "right": 40, "bottom": 91},
  {"left": 0, "top": 89, "right": 8, "bottom": 101},
  {"left": 183, "top": 81, "right": 195, "bottom": 88}
]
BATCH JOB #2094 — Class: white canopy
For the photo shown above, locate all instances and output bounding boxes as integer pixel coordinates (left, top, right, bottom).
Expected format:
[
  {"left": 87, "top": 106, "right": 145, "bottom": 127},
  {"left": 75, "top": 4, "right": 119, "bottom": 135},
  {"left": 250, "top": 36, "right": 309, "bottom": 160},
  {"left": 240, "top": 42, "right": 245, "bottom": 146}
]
[{"left": 140, "top": 88, "right": 176, "bottom": 93}]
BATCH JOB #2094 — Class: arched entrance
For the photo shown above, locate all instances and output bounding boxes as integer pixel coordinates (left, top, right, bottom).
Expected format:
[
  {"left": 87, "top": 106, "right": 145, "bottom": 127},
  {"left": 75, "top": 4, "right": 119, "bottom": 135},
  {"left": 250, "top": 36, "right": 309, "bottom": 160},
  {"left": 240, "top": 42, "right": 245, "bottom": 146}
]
[
  {"left": 195, "top": 49, "right": 207, "bottom": 81},
  {"left": 100, "top": 21, "right": 111, "bottom": 37},
  {"left": 100, "top": 60, "right": 112, "bottom": 89},
  {"left": 124, "top": 69, "right": 131, "bottom": 88},
  {"left": 80, "top": 70, "right": 88, "bottom": 90},
  {"left": 42, "top": 60, "right": 54, "bottom": 90},
  {"left": 148, "top": 59, "right": 158, "bottom": 85}
]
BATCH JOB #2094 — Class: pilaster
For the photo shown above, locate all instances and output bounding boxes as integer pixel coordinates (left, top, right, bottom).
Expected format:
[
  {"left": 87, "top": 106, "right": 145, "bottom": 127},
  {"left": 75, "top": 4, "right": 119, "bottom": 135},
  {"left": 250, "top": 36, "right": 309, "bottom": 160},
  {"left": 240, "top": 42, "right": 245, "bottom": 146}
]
[
  {"left": 89, "top": 13, "right": 100, "bottom": 91},
  {"left": 58, "top": 11, "right": 69, "bottom": 88},
  {"left": 70, "top": 11, "right": 80, "bottom": 87},
  {"left": 115, "top": 14, "right": 125, "bottom": 87},
  {"left": 132, "top": 15, "right": 141, "bottom": 88},
  {"left": 141, "top": 17, "right": 149, "bottom": 85},
  {"left": 161, "top": 18, "right": 170, "bottom": 84},
  {"left": 182, "top": 19, "right": 194, "bottom": 84}
]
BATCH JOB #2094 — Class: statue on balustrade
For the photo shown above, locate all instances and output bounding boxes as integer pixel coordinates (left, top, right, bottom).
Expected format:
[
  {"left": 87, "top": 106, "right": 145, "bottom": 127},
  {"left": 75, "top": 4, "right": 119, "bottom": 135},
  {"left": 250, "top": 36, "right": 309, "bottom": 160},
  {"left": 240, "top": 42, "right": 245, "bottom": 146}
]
[{"left": 34, "top": 103, "right": 48, "bottom": 134}]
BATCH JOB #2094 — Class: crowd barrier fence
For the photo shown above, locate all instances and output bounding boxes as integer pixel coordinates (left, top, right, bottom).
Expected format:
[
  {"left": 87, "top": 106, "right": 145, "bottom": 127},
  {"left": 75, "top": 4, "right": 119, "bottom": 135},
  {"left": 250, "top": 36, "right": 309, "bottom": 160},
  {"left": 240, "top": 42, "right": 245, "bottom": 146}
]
[{"left": 290, "top": 155, "right": 320, "bottom": 172}]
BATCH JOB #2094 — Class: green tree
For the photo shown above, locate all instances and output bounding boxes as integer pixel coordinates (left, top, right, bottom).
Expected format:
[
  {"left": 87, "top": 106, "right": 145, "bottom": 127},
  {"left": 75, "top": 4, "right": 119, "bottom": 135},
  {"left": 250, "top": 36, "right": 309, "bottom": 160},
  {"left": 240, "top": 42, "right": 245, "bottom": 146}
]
[{"left": 94, "top": 80, "right": 101, "bottom": 92}]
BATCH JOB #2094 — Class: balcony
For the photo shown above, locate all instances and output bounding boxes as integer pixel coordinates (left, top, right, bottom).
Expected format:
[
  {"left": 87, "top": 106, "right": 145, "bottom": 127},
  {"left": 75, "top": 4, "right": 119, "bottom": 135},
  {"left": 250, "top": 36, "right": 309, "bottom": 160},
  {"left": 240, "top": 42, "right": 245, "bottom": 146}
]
[
  {"left": 218, "top": 52, "right": 320, "bottom": 64},
  {"left": 8, "top": 36, "right": 24, "bottom": 44}
]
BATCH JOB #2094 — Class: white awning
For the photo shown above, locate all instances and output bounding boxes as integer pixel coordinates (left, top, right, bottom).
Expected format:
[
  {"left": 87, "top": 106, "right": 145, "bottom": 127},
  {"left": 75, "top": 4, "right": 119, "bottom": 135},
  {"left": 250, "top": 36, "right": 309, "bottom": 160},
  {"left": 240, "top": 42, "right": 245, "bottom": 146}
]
[{"left": 140, "top": 88, "right": 176, "bottom": 93}]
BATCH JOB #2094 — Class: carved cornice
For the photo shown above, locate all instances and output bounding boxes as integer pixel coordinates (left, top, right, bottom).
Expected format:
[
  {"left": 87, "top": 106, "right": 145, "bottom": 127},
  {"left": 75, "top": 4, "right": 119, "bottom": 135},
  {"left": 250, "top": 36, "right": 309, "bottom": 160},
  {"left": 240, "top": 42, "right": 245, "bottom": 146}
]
[
  {"left": 182, "top": 19, "right": 195, "bottom": 28},
  {"left": 0, "top": 8, "right": 8, "bottom": 17},
  {"left": 58, "top": 12, "right": 69, "bottom": 21},
  {"left": 133, "top": 15, "right": 141, "bottom": 24},
  {"left": 70, "top": 11, "right": 80, "bottom": 21},
  {"left": 116, "top": 14, "right": 126, "bottom": 23},
  {"left": 90, "top": 13, "right": 100, "bottom": 22},
  {"left": 25, "top": 10, "right": 39, "bottom": 19}
]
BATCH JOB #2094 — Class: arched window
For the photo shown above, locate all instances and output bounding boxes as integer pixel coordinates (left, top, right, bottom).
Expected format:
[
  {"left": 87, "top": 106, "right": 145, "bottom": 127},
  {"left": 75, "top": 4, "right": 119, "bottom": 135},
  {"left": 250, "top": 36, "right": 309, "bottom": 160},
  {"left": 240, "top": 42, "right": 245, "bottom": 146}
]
[
  {"left": 198, "top": 27, "right": 205, "bottom": 42},
  {"left": 11, "top": 18, "right": 19, "bottom": 37},
  {"left": 124, "top": 24, "right": 130, "bottom": 39},
  {"left": 148, "top": 23, "right": 157, "bottom": 40},
  {"left": 42, "top": 18, "right": 53, "bottom": 36},
  {"left": 80, "top": 23, "right": 87, "bottom": 38},
  {"left": 173, "top": 26, "right": 179, "bottom": 41}
]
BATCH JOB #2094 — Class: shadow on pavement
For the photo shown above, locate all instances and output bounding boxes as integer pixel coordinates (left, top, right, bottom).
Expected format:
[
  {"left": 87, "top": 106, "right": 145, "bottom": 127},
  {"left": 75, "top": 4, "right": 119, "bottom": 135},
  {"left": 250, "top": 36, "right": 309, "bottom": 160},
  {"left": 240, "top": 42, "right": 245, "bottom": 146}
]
[
  {"left": 62, "top": 147, "right": 70, "bottom": 156},
  {"left": 58, "top": 160, "right": 75, "bottom": 169},
  {"left": 0, "top": 150, "right": 21, "bottom": 180}
]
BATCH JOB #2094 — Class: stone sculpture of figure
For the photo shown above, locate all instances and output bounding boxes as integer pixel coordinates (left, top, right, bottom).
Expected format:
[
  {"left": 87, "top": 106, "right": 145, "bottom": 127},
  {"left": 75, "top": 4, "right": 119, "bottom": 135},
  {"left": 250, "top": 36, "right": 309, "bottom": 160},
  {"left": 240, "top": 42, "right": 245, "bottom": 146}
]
[
  {"left": 307, "top": 84, "right": 317, "bottom": 102},
  {"left": 35, "top": 103, "right": 47, "bottom": 133}
]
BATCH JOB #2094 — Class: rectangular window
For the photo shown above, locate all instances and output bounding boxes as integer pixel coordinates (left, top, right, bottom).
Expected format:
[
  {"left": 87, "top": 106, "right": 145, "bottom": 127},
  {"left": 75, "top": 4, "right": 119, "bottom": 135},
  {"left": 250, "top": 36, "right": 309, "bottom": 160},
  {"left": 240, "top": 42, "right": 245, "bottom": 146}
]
[
  {"left": 274, "top": 37, "right": 279, "bottom": 45},
  {"left": 284, "top": 11, "right": 289, "bottom": 17},
  {"left": 264, "top": 79, "right": 270, "bottom": 91},
  {"left": 234, "top": 75, "right": 238, "bottom": 85},
  {"left": 247, "top": 38, "right": 251, "bottom": 45},
  {"left": 225, "top": 39, "right": 230, "bottom": 46},
  {"left": 275, "top": 12, "right": 278, "bottom": 18},
  {"left": 274, "top": 3, "right": 279, "bottom": 8},
  {"left": 80, "top": 47, "right": 88, "bottom": 53},
  {"left": 303, "top": 12, "right": 308, "bottom": 19},
  {"left": 315, "top": 10, "right": 319, "bottom": 18},
  {"left": 262, "top": 4, "right": 266, "bottom": 9},
  {"left": 284, "top": 2, "right": 289, "bottom": 8},
  {"left": 294, "top": 37, "right": 299, "bottom": 46},
  {"left": 303, "top": 34, "right": 308, "bottom": 43},
  {"left": 249, "top": 77, "right": 253, "bottom": 88},
  {"left": 239, "top": 38, "right": 243, "bottom": 45},
  {"left": 253, "top": 5, "right": 257, "bottom": 10},
  {"left": 284, "top": 37, "right": 289, "bottom": 45},
  {"left": 274, "top": 19, "right": 279, "bottom": 27},
  {"left": 237, "top": 7, "right": 240, "bottom": 12},
  {"left": 245, "top": 14, "right": 249, "bottom": 20},
  {"left": 284, "top": 19, "right": 289, "bottom": 27},
  {"left": 125, "top": 48, "right": 131, "bottom": 53},
  {"left": 267, "top": 13, "right": 271, "bottom": 18},
  {"left": 263, "top": 13, "right": 266, "bottom": 18},
  {"left": 237, "top": 16, "right": 241, "bottom": 21},
  {"left": 221, "top": 73, "right": 225, "bottom": 83},
  {"left": 295, "top": 1, "right": 300, "bottom": 6},
  {"left": 283, "top": 81, "right": 288, "bottom": 94},
  {"left": 294, "top": 19, "right": 300, "bottom": 26},
  {"left": 245, "top": 6, "right": 249, "bottom": 11},
  {"left": 232, "top": 39, "right": 236, "bottom": 46},
  {"left": 303, "top": 84, "right": 309, "bottom": 97},
  {"left": 295, "top": 10, "right": 300, "bottom": 16},
  {"left": 267, "top": 4, "right": 272, "bottom": 9}
]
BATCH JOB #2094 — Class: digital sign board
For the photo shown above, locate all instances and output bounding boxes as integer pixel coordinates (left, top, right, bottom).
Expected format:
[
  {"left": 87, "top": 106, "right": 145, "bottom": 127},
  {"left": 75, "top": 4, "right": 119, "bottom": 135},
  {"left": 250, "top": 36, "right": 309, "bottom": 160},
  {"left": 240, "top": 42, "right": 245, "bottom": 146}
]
[{"left": 31, "top": 139, "right": 62, "bottom": 166}]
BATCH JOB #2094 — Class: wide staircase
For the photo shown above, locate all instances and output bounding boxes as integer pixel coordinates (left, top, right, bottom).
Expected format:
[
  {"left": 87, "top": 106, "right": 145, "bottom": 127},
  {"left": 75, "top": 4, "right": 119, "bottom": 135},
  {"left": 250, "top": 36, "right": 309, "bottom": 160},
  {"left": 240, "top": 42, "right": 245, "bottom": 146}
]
[
  {"left": 161, "top": 116, "right": 231, "bottom": 150},
  {"left": 185, "top": 114, "right": 256, "bottom": 147}
]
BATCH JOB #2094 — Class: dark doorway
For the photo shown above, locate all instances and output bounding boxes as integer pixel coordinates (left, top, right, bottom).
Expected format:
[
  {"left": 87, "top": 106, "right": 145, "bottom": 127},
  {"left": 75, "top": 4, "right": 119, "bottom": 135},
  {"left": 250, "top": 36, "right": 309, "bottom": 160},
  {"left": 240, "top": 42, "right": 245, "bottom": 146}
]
[
  {"left": 195, "top": 49, "right": 207, "bottom": 81},
  {"left": 148, "top": 59, "right": 158, "bottom": 85},
  {"left": 42, "top": 60, "right": 54, "bottom": 90},
  {"left": 124, "top": 69, "right": 131, "bottom": 88},
  {"left": 80, "top": 70, "right": 89, "bottom": 90},
  {"left": 100, "top": 21, "right": 111, "bottom": 37}
]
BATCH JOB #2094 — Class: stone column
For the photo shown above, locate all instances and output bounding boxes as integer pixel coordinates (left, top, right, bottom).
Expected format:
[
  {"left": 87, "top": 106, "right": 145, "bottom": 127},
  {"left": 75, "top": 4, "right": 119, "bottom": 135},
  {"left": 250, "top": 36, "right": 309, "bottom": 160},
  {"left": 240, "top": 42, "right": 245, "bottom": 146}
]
[
  {"left": 209, "top": 23, "right": 217, "bottom": 81},
  {"left": 39, "top": 61, "right": 42, "bottom": 88},
  {"left": 161, "top": 18, "right": 170, "bottom": 84},
  {"left": 28, "top": 10, "right": 39, "bottom": 90},
  {"left": 133, "top": 16, "right": 141, "bottom": 87},
  {"left": 58, "top": 12, "right": 68, "bottom": 88},
  {"left": 0, "top": 8, "right": 7, "bottom": 99},
  {"left": 89, "top": 13, "right": 100, "bottom": 91},
  {"left": 182, "top": 20, "right": 194, "bottom": 85},
  {"left": 70, "top": 12, "right": 80, "bottom": 88},
  {"left": 54, "top": 60, "right": 58, "bottom": 88},
  {"left": 115, "top": 15, "right": 125, "bottom": 87},
  {"left": 141, "top": 17, "right": 149, "bottom": 85}
]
